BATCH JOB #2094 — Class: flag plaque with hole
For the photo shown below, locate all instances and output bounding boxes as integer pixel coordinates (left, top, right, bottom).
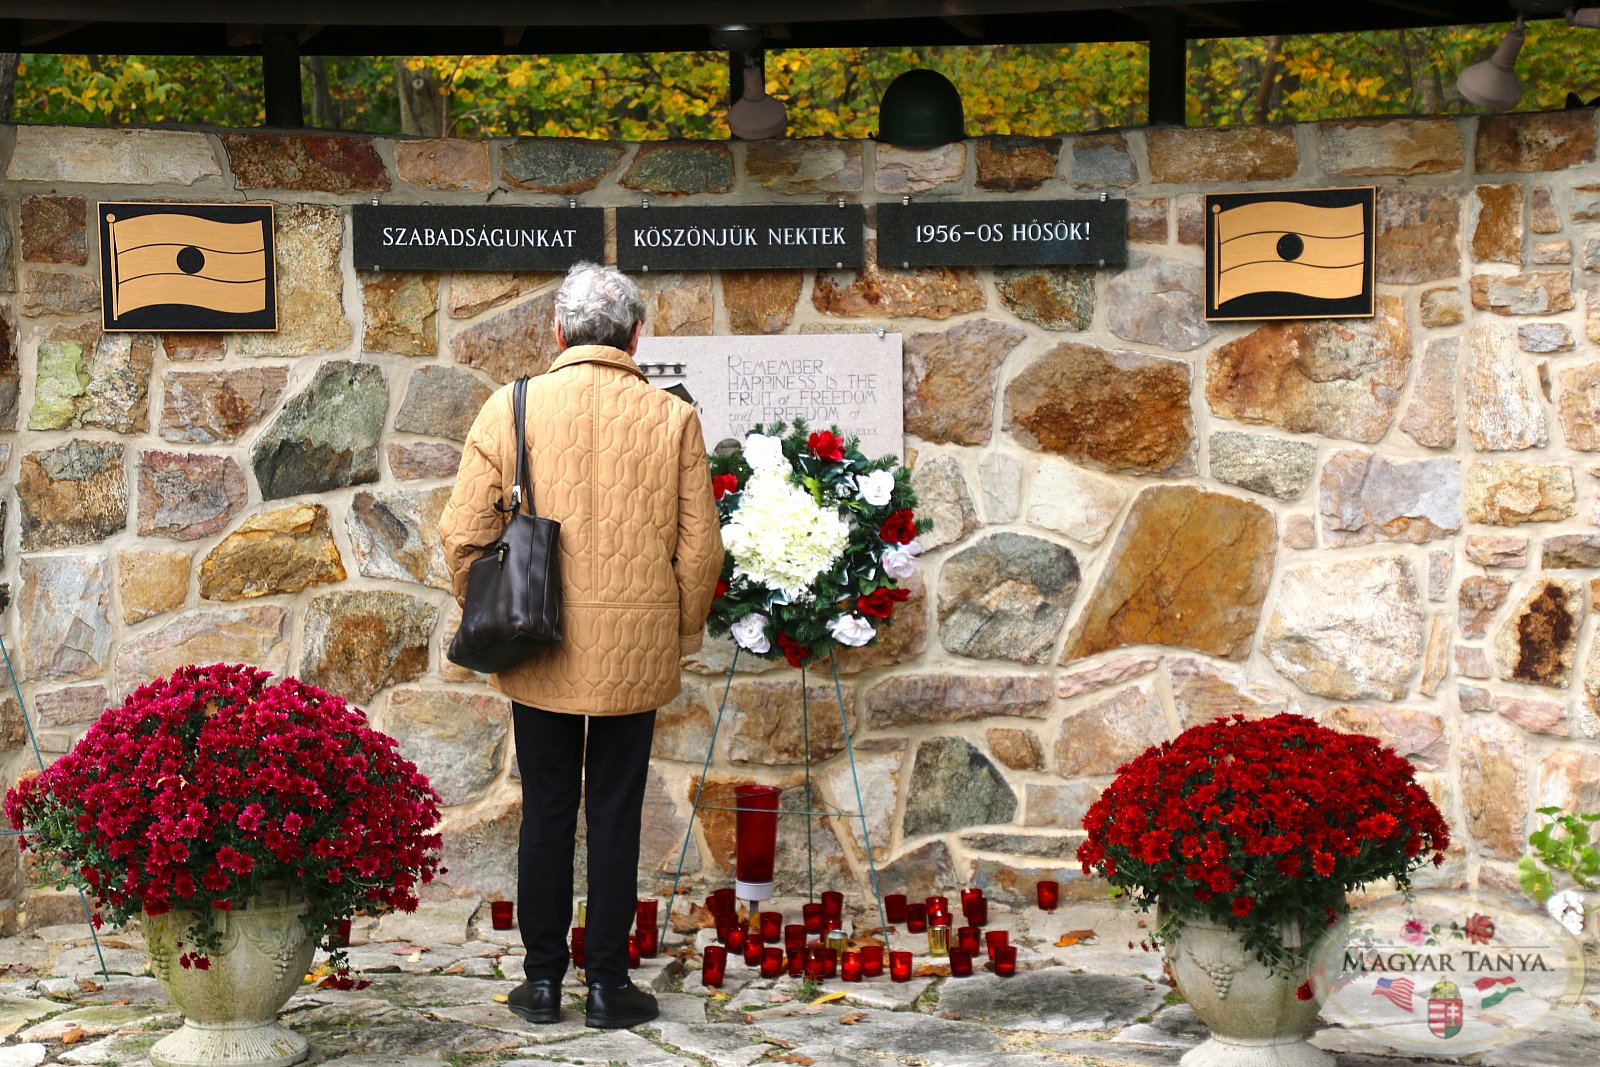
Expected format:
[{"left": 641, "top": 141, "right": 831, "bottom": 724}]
[
  {"left": 99, "top": 202, "right": 277, "bottom": 332},
  {"left": 1204, "top": 187, "right": 1376, "bottom": 321}
]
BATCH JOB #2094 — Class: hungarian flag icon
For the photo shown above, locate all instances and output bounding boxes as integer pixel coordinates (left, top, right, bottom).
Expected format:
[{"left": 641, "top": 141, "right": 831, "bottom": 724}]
[
  {"left": 99, "top": 202, "right": 276, "bottom": 331},
  {"left": 1204, "top": 187, "right": 1374, "bottom": 321},
  {"left": 1212, "top": 199, "right": 1367, "bottom": 306}
]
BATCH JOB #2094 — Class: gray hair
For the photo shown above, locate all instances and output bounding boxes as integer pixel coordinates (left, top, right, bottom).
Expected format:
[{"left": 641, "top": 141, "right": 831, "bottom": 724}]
[{"left": 555, "top": 262, "right": 646, "bottom": 350}]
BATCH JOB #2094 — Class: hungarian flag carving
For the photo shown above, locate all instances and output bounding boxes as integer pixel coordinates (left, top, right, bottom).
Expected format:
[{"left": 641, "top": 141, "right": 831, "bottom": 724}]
[
  {"left": 100, "top": 203, "right": 276, "bottom": 331},
  {"left": 1205, "top": 188, "right": 1374, "bottom": 321}
]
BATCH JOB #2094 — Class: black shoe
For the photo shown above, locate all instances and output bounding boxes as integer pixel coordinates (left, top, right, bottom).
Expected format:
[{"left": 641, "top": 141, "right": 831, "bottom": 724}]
[
  {"left": 507, "top": 978, "right": 562, "bottom": 1024},
  {"left": 585, "top": 979, "right": 658, "bottom": 1029}
]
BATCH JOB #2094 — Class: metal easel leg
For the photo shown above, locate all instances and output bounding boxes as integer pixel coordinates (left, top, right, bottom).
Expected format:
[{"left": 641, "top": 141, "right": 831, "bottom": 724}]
[
  {"left": 829, "top": 648, "right": 888, "bottom": 939},
  {"left": 799, "top": 664, "right": 815, "bottom": 903}
]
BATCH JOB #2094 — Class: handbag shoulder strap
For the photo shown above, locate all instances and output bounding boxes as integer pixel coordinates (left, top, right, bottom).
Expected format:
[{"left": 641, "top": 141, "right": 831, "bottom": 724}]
[{"left": 511, "top": 376, "right": 536, "bottom": 517}]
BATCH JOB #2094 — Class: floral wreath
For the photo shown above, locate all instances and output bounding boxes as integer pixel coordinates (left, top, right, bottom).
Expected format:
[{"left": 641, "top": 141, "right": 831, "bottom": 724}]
[{"left": 707, "top": 420, "right": 927, "bottom": 667}]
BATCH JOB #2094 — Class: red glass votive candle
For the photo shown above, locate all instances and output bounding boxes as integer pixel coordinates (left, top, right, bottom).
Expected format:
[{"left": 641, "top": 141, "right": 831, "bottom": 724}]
[
  {"left": 637, "top": 925, "right": 659, "bottom": 958},
  {"left": 787, "top": 946, "right": 809, "bottom": 978},
  {"left": 760, "top": 946, "right": 784, "bottom": 978},
  {"left": 760, "top": 911, "right": 783, "bottom": 942},
  {"left": 714, "top": 886, "right": 737, "bottom": 916},
  {"left": 627, "top": 934, "right": 641, "bottom": 968},
  {"left": 744, "top": 934, "right": 765, "bottom": 967},
  {"left": 817, "top": 947, "right": 838, "bottom": 979},
  {"left": 994, "top": 944, "right": 1017, "bottom": 976},
  {"left": 734, "top": 784, "right": 782, "bottom": 900},
  {"left": 802, "top": 902, "right": 824, "bottom": 934},
  {"left": 925, "top": 895, "right": 948, "bottom": 915},
  {"left": 889, "top": 950, "right": 913, "bottom": 982},
  {"left": 841, "top": 950, "right": 863, "bottom": 982},
  {"left": 824, "top": 915, "right": 843, "bottom": 933},
  {"left": 805, "top": 953, "right": 826, "bottom": 982},
  {"left": 960, "top": 887, "right": 984, "bottom": 912},
  {"left": 884, "top": 894, "right": 908, "bottom": 924},
  {"left": 702, "top": 945, "right": 728, "bottom": 987},
  {"left": 636, "top": 898, "right": 659, "bottom": 930},
  {"left": 905, "top": 902, "right": 927, "bottom": 933},
  {"left": 821, "top": 890, "right": 844, "bottom": 919},
  {"left": 985, "top": 929, "right": 1009, "bottom": 960},
  {"left": 571, "top": 927, "right": 586, "bottom": 967},
  {"left": 490, "top": 900, "right": 514, "bottom": 930},
  {"left": 957, "top": 926, "right": 981, "bottom": 954},
  {"left": 964, "top": 897, "right": 988, "bottom": 927},
  {"left": 726, "top": 924, "right": 747, "bottom": 955},
  {"left": 784, "top": 923, "right": 806, "bottom": 950},
  {"left": 1037, "top": 879, "right": 1059, "bottom": 912},
  {"left": 949, "top": 947, "right": 974, "bottom": 977},
  {"left": 861, "top": 944, "right": 884, "bottom": 977},
  {"left": 331, "top": 918, "right": 352, "bottom": 946}
]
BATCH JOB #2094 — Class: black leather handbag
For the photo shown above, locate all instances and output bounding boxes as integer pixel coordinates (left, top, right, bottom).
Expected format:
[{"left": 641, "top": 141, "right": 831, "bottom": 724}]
[{"left": 447, "top": 377, "right": 562, "bottom": 673}]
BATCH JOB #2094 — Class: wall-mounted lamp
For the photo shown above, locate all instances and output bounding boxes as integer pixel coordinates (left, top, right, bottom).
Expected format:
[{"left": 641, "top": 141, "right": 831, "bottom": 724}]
[
  {"left": 726, "top": 54, "right": 787, "bottom": 139},
  {"left": 1457, "top": 5, "right": 1600, "bottom": 110},
  {"left": 1457, "top": 16, "right": 1527, "bottom": 110}
]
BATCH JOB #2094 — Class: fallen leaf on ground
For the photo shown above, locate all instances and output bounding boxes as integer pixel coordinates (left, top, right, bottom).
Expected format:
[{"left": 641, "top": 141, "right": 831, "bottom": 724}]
[
  {"left": 42, "top": 987, "right": 74, "bottom": 1002},
  {"left": 670, "top": 902, "right": 718, "bottom": 933},
  {"left": 940, "top": 1012, "right": 962, "bottom": 1020},
  {"left": 112, "top": 999, "right": 129, "bottom": 1006},
  {"left": 491, "top": 993, "right": 509, "bottom": 1004},
  {"left": 61, "top": 1025, "right": 85, "bottom": 1045},
  {"left": 76, "top": 978, "right": 104, "bottom": 992},
  {"left": 915, "top": 964, "right": 950, "bottom": 977},
  {"left": 442, "top": 962, "right": 465, "bottom": 975},
  {"left": 840, "top": 1011, "right": 869, "bottom": 1025},
  {"left": 773, "top": 1056, "right": 815, "bottom": 1065},
  {"left": 99, "top": 939, "right": 132, "bottom": 950},
  {"left": 810, "top": 990, "right": 847, "bottom": 1005},
  {"left": 405, "top": 951, "right": 423, "bottom": 963},
  {"left": 846, "top": 931, "right": 886, "bottom": 950},
  {"left": 760, "top": 1037, "right": 799, "bottom": 1048},
  {"left": 1059, "top": 929, "right": 1097, "bottom": 944}
]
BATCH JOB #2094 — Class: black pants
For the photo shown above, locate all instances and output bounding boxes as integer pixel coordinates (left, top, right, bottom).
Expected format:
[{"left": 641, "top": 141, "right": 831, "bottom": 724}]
[{"left": 512, "top": 703, "right": 656, "bottom": 988}]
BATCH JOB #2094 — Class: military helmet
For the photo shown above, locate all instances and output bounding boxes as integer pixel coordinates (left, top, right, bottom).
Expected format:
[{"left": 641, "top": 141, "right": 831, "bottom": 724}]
[{"left": 877, "top": 68, "right": 965, "bottom": 147}]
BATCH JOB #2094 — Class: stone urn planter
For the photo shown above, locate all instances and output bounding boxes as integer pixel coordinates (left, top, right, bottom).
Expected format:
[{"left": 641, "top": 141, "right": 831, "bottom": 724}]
[
  {"left": 1162, "top": 908, "right": 1333, "bottom": 1067},
  {"left": 142, "top": 883, "right": 319, "bottom": 1067}
]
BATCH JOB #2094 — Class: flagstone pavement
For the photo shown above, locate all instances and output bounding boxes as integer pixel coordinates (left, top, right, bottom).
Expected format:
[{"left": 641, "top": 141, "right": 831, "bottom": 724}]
[{"left": 0, "top": 897, "right": 1595, "bottom": 1067}]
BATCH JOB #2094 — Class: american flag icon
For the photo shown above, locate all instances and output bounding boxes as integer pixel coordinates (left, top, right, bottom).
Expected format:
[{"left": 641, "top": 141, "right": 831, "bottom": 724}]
[{"left": 1373, "top": 977, "right": 1415, "bottom": 1012}]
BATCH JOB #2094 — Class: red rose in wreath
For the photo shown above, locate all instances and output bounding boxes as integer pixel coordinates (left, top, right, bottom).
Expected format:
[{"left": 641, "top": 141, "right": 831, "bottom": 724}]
[
  {"left": 878, "top": 509, "right": 917, "bottom": 545},
  {"left": 857, "top": 586, "right": 911, "bottom": 619},
  {"left": 712, "top": 473, "right": 740, "bottom": 499},
  {"left": 807, "top": 431, "right": 845, "bottom": 462},
  {"left": 776, "top": 632, "right": 812, "bottom": 668}
]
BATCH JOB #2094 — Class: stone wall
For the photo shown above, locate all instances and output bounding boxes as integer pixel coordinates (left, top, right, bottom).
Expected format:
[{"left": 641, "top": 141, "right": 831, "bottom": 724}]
[{"left": 2, "top": 112, "right": 1599, "bottom": 929}]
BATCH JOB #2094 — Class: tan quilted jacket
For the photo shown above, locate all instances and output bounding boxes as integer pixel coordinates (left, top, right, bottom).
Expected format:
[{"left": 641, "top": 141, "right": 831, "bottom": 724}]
[{"left": 440, "top": 345, "right": 724, "bottom": 715}]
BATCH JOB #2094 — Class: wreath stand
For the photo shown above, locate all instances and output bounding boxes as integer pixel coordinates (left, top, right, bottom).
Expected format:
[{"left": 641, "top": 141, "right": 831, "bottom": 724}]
[
  {"left": 0, "top": 631, "right": 111, "bottom": 981},
  {"left": 660, "top": 645, "right": 890, "bottom": 943}
]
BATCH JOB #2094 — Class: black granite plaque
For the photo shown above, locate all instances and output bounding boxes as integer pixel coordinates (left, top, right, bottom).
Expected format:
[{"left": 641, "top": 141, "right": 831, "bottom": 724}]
[
  {"left": 876, "top": 199, "right": 1127, "bottom": 268},
  {"left": 352, "top": 204, "right": 605, "bottom": 271},
  {"left": 616, "top": 204, "right": 865, "bottom": 271}
]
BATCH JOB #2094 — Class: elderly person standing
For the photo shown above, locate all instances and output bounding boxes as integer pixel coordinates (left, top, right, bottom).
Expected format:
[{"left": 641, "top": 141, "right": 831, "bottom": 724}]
[{"left": 441, "top": 263, "right": 723, "bottom": 1029}]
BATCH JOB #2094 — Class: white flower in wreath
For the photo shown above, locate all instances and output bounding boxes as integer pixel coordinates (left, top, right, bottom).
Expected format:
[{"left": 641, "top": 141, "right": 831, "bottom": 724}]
[
  {"left": 827, "top": 614, "right": 876, "bottom": 647},
  {"left": 722, "top": 468, "right": 851, "bottom": 601},
  {"left": 730, "top": 613, "right": 771, "bottom": 654},
  {"left": 881, "top": 539, "right": 923, "bottom": 580},
  {"left": 1547, "top": 888, "right": 1587, "bottom": 936},
  {"left": 742, "top": 433, "right": 787, "bottom": 473},
  {"left": 854, "top": 469, "right": 896, "bottom": 507}
]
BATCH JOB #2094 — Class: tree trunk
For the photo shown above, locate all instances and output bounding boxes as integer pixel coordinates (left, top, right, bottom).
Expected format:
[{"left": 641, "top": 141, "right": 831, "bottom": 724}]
[
  {"left": 0, "top": 53, "right": 18, "bottom": 122},
  {"left": 1254, "top": 36, "right": 1283, "bottom": 123},
  {"left": 394, "top": 57, "right": 446, "bottom": 136},
  {"left": 306, "top": 56, "right": 337, "bottom": 129}
]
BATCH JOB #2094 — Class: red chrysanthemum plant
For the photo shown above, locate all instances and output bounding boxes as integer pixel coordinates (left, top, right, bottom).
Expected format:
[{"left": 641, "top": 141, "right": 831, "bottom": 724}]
[
  {"left": 1077, "top": 713, "right": 1451, "bottom": 974},
  {"left": 4, "top": 663, "right": 444, "bottom": 985}
]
